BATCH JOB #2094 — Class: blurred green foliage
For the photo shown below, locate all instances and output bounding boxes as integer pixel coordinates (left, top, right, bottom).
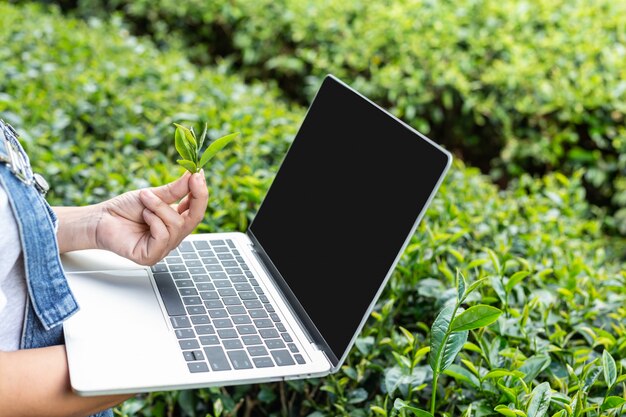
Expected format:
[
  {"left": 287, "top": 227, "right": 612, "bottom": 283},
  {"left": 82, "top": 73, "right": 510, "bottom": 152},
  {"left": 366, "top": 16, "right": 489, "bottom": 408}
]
[
  {"left": 1, "top": 3, "right": 626, "bottom": 417},
  {"left": 21, "top": 0, "right": 626, "bottom": 233}
]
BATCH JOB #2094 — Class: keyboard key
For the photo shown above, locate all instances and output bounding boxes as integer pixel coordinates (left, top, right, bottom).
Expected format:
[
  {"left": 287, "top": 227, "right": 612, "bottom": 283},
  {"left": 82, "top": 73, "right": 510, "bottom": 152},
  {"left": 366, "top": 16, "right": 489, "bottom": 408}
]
[
  {"left": 249, "top": 309, "right": 268, "bottom": 319},
  {"left": 270, "top": 313, "right": 280, "bottom": 322},
  {"left": 153, "top": 273, "right": 186, "bottom": 316},
  {"left": 253, "top": 357, "right": 275, "bottom": 368},
  {"left": 281, "top": 333, "right": 293, "bottom": 342},
  {"left": 254, "top": 319, "right": 274, "bottom": 328},
  {"left": 223, "top": 339, "right": 244, "bottom": 349},
  {"left": 188, "top": 362, "right": 210, "bottom": 373},
  {"left": 193, "top": 241, "right": 211, "bottom": 250},
  {"left": 186, "top": 260, "right": 203, "bottom": 268},
  {"left": 294, "top": 354, "right": 305, "bottom": 364},
  {"left": 265, "top": 304, "right": 275, "bottom": 313},
  {"left": 190, "top": 315, "right": 210, "bottom": 325},
  {"left": 183, "top": 296, "right": 202, "bottom": 306},
  {"left": 187, "top": 306, "right": 206, "bottom": 315},
  {"left": 171, "top": 316, "right": 191, "bottom": 328},
  {"left": 254, "top": 287, "right": 264, "bottom": 295},
  {"left": 179, "top": 339, "right": 200, "bottom": 350},
  {"left": 204, "top": 299, "right": 223, "bottom": 309},
  {"left": 241, "top": 264, "right": 250, "bottom": 270},
  {"left": 175, "top": 329, "right": 195, "bottom": 339},
  {"left": 222, "top": 260, "right": 238, "bottom": 267},
  {"left": 214, "top": 280, "right": 233, "bottom": 288},
  {"left": 271, "top": 349, "right": 295, "bottom": 366},
  {"left": 192, "top": 350, "right": 205, "bottom": 361},
  {"left": 166, "top": 256, "right": 183, "bottom": 264},
  {"left": 151, "top": 263, "right": 168, "bottom": 273},
  {"left": 199, "top": 335, "right": 219, "bottom": 345},
  {"left": 205, "top": 265, "right": 224, "bottom": 272},
  {"left": 218, "top": 288, "right": 236, "bottom": 297},
  {"left": 244, "top": 300, "right": 262, "bottom": 309},
  {"left": 259, "top": 295, "right": 270, "bottom": 303},
  {"left": 168, "top": 249, "right": 179, "bottom": 256},
  {"left": 213, "top": 318, "right": 234, "bottom": 328},
  {"left": 178, "top": 241, "right": 194, "bottom": 252},
  {"left": 247, "top": 346, "right": 268, "bottom": 356},
  {"left": 204, "top": 346, "right": 231, "bottom": 371},
  {"left": 217, "top": 253, "right": 234, "bottom": 260},
  {"left": 232, "top": 250, "right": 240, "bottom": 256},
  {"left": 210, "top": 240, "right": 226, "bottom": 247},
  {"left": 230, "top": 275, "right": 247, "bottom": 283},
  {"left": 235, "top": 283, "right": 252, "bottom": 292},
  {"left": 245, "top": 271, "right": 254, "bottom": 278},
  {"left": 240, "top": 291, "right": 258, "bottom": 300},
  {"left": 200, "top": 291, "right": 219, "bottom": 300},
  {"left": 192, "top": 275, "right": 210, "bottom": 283},
  {"left": 226, "top": 239, "right": 236, "bottom": 248},
  {"left": 227, "top": 306, "right": 246, "bottom": 315},
  {"left": 214, "top": 246, "right": 229, "bottom": 253},
  {"left": 259, "top": 329, "right": 279, "bottom": 339},
  {"left": 226, "top": 267, "right": 243, "bottom": 275},
  {"left": 195, "top": 325, "right": 216, "bottom": 335},
  {"left": 208, "top": 309, "right": 228, "bottom": 318},
  {"left": 210, "top": 272, "right": 228, "bottom": 280},
  {"left": 175, "top": 279, "right": 194, "bottom": 288},
  {"left": 188, "top": 267, "right": 206, "bottom": 275},
  {"left": 223, "top": 297, "right": 242, "bottom": 306},
  {"left": 202, "top": 257, "right": 219, "bottom": 265},
  {"left": 183, "top": 351, "right": 195, "bottom": 361},
  {"left": 182, "top": 253, "right": 198, "bottom": 260},
  {"left": 236, "top": 325, "right": 257, "bottom": 335},
  {"left": 179, "top": 288, "right": 198, "bottom": 297},
  {"left": 249, "top": 278, "right": 259, "bottom": 286},
  {"left": 235, "top": 256, "right": 245, "bottom": 263},
  {"left": 232, "top": 315, "right": 252, "bottom": 325},
  {"left": 217, "top": 329, "right": 238, "bottom": 339},
  {"left": 198, "top": 250, "right": 214, "bottom": 257},
  {"left": 169, "top": 264, "right": 187, "bottom": 272},
  {"left": 276, "top": 323, "right": 286, "bottom": 332},
  {"left": 242, "top": 335, "right": 263, "bottom": 345},
  {"left": 287, "top": 343, "right": 299, "bottom": 353},
  {"left": 265, "top": 339, "right": 285, "bottom": 349},
  {"left": 197, "top": 283, "right": 215, "bottom": 292},
  {"left": 227, "top": 350, "right": 253, "bottom": 369}
]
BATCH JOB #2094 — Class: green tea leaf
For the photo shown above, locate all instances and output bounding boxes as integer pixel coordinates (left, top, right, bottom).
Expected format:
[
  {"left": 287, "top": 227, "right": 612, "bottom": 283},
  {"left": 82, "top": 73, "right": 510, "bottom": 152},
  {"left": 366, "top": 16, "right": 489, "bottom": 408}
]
[
  {"left": 506, "top": 271, "right": 530, "bottom": 292},
  {"left": 177, "top": 159, "right": 197, "bottom": 173},
  {"left": 174, "top": 125, "right": 194, "bottom": 162},
  {"left": 429, "top": 304, "right": 468, "bottom": 374},
  {"left": 602, "top": 350, "right": 617, "bottom": 388},
  {"left": 443, "top": 364, "right": 480, "bottom": 388},
  {"left": 450, "top": 305, "right": 502, "bottom": 332},
  {"left": 393, "top": 399, "right": 434, "bottom": 417},
  {"left": 199, "top": 132, "right": 239, "bottom": 169},
  {"left": 457, "top": 269, "right": 466, "bottom": 301},
  {"left": 527, "top": 382, "right": 551, "bottom": 417},
  {"left": 198, "top": 122, "right": 208, "bottom": 150},
  {"left": 520, "top": 355, "right": 551, "bottom": 384},
  {"left": 601, "top": 396, "right": 626, "bottom": 412},
  {"left": 494, "top": 405, "right": 525, "bottom": 417}
]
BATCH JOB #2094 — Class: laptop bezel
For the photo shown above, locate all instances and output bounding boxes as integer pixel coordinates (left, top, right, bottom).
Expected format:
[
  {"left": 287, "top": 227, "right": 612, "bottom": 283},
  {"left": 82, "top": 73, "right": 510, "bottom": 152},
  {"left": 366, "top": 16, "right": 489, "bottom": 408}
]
[{"left": 246, "top": 74, "right": 452, "bottom": 371}]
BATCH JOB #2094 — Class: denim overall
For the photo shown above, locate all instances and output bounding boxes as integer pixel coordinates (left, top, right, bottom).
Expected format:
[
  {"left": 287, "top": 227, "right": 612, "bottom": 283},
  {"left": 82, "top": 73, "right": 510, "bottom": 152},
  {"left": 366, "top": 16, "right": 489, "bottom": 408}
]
[{"left": 0, "top": 120, "right": 112, "bottom": 417}]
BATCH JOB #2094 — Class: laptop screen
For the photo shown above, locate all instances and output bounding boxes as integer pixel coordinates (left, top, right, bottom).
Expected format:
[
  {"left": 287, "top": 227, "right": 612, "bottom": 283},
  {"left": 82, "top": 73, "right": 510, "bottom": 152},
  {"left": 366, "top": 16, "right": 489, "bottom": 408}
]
[{"left": 249, "top": 76, "right": 450, "bottom": 364}]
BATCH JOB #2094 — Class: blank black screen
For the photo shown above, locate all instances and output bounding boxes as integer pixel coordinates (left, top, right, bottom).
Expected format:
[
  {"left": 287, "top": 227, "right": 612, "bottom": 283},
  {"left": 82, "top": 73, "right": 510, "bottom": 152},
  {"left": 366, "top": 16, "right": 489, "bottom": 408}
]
[{"left": 250, "top": 76, "right": 450, "bottom": 360}]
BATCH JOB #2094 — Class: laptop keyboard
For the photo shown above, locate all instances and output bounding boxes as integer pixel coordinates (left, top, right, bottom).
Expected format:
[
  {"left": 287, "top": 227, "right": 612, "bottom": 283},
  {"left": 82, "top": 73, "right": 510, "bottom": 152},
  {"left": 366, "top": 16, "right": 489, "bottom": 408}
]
[{"left": 151, "top": 238, "right": 306, "bottom": 373}]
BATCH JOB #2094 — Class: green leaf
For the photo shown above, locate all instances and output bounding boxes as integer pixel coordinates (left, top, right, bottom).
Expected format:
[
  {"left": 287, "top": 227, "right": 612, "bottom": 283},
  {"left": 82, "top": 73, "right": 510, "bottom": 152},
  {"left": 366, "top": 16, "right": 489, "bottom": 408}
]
[
  {"left": 601, "top": 396, "right": 626, "bottom": 412},
  {"left": 198, "top": 132, "right": 239, "bottom": 169},
  {"left": 506, "top": 271, "right": 530, "bottom": 292},
  {"left": 463, "top": 278, "right": 486, "bottom": 300},
  {"left": 177, "top": 159, "right": 197, "bottom": 173},
  {"left": 393, "top": 399, "right": 434, "bottom": 417},
  {"left": 520, "top": 355, "right": 551, "bottom": 384},
  {"left": 494, "top": 405, "right": 526, "bottom": 417},
  {"left": 602, "top": 350, "right": 617, "bottom": 388},
  {"left": 457, "top": 269, "right": 466, "bottom": 301},
  {"left": 177, "top": 123, "right": 198, "bottom": 158},
  {"left": 527, "top": 382, "right": 551, "bottom": 417},
  {"left": 450, "top": 305, "right": 502, "bottom": 332},
  {"left": 486, "top": 248, "right": 501, "bottom": 275},
  {"left": 443, "top": 364, "right": 480, "bottom": 388},
  {"left": 198, "top": 122, "right": 208, "bottom": 150},
  {"left": 429, "top": 304, "right": 468, "bottom": 374},
  {"left": 174, "top": 125, "right": 194, "bottom": 162},
  {"left": 583, "top": 366, "right": 601, "bottom": 392}
]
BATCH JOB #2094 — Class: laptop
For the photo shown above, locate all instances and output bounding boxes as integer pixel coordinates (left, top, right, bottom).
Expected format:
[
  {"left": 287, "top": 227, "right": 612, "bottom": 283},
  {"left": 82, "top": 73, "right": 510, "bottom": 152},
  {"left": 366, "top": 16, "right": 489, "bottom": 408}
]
[{"left": 62, "top": 74, "right": 452, "bottom": 395}]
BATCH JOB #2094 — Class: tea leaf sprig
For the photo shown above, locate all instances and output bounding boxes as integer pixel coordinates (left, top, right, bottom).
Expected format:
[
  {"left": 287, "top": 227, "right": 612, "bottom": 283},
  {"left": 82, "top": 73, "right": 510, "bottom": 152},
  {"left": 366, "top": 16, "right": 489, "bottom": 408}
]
[{"left": 174, "top": 123, "right": 238, "bottom": 173}]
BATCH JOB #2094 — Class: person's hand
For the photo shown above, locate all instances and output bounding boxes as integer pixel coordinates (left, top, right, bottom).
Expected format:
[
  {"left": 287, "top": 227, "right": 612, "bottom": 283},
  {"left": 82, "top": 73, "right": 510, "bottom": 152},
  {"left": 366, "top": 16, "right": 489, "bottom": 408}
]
[{"left": 93, "top": 171, "right": 208, "bottom": 265}]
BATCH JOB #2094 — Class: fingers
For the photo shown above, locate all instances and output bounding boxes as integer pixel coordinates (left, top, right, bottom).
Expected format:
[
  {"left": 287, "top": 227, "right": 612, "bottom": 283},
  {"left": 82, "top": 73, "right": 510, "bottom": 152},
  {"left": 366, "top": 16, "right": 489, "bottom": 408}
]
[
  {"left": 140, "top": 208, "right": 169, "bottom": 263},
  {"left": 139, "top": 190, "right": 185, "bottom": 232},
  {"left": 151, "top": 172, "right": 192, "bottom": 205},
  {"left": 183, "top": 171, "right": 209, "bottom": 228}
]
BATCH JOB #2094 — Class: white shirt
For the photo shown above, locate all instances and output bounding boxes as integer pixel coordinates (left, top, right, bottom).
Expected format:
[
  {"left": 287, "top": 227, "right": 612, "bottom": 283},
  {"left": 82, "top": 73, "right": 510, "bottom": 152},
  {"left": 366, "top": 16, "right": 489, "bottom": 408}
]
[{"left": 0, "top": 184, "right": 27, "bottom": 351}]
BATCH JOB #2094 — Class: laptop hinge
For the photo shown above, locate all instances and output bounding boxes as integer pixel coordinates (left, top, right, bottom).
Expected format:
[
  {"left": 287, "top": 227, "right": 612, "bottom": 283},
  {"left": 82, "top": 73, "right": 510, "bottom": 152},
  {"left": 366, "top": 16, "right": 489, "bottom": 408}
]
[{"left": 246, "top": 230, "right": 339, "bottom": 367}]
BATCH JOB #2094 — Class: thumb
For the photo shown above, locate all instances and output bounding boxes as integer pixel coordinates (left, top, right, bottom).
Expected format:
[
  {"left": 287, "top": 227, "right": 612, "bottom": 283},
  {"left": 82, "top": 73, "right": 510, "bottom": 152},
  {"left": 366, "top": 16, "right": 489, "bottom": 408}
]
[{"left": 150, "top": 171, "right": 192, "bottom": 204}]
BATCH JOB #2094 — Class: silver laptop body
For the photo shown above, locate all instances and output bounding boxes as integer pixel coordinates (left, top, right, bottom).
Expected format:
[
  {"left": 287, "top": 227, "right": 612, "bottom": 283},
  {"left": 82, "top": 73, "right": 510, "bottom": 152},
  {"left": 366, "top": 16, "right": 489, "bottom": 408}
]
[{"left": 63, "top": 75, "right": 452, "bottom": 395}]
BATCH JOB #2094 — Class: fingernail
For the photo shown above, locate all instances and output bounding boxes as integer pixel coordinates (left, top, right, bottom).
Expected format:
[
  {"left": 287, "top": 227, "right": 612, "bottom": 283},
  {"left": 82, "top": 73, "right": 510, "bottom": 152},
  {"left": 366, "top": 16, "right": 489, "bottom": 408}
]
[{"left": 199, "top": 170, "right": 206, "bottom": 183}]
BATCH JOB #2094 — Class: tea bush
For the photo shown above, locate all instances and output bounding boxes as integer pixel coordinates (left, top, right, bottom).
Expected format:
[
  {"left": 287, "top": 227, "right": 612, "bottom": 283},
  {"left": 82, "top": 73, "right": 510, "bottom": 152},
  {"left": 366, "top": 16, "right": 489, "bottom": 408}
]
[
  {"left": 1, "top": 3, "right": 625, "bottom": 417},
  {"left": 20, "top": 0, "right": 626, "bottom": 233}
]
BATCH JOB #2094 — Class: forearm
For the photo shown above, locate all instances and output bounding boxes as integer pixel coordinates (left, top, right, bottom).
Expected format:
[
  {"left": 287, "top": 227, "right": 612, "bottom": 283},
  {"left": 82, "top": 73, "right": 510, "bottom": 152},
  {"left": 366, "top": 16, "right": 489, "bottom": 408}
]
[
  {"left": 53, "top": 206, "right": 101, "bottom": 253},
  {"left": 0, "top": 346, "right": 131, "bottom": 417}
]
